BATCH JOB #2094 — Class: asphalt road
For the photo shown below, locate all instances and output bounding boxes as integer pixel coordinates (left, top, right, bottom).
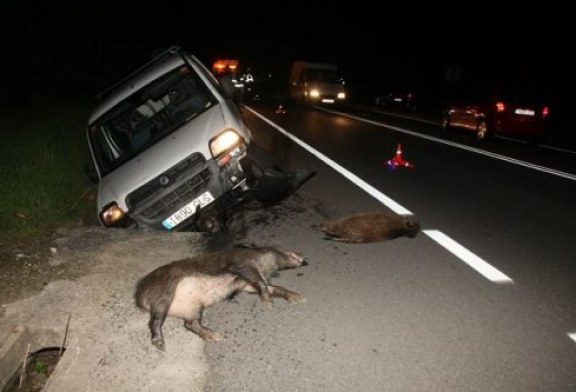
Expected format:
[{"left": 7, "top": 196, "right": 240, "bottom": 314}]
[
  {"left": 200, "top": 99, "right": 576, "bottom": 391},
  {"left": 3, "top": 97, "right": 573, "bottom": 392}
]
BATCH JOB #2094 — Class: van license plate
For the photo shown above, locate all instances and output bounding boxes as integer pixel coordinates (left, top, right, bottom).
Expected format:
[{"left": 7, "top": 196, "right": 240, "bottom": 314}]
[
  {"left": 162, "top": 191, "right": 215, "bottom": 230},
  {"left": 515, "top": 108, "right": 535, "bottom": 116}
]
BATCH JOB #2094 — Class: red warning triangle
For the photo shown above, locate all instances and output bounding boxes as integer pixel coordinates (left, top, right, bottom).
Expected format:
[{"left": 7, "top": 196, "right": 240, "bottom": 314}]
[{"left": 385, "top": 143, "right": 415, "bottom": 169}]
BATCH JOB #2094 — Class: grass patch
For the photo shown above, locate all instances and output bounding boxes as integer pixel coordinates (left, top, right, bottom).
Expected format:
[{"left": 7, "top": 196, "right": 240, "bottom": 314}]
[{"left": 0, "top": 97, "right": 98, "bottom": 240}]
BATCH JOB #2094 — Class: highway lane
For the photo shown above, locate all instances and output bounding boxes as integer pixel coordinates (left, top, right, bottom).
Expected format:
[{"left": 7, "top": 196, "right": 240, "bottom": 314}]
[
  {"left": 202, "top": 99, "right": 576, "bottom": 391},
  {"left": 312, "top": 103, "right": 576, "bottom": 320}
]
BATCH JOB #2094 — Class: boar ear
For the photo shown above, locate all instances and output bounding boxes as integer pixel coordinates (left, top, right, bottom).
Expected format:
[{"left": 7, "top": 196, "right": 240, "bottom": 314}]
[{"left": 285, "top": 251, "right": 303, "bottom": 262}]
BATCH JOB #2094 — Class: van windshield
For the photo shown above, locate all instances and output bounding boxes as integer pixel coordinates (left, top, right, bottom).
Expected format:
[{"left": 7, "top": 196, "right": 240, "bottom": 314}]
[
  {"left": 88, "top": 65, "right": 216, "bottom": 176},
  {"left": 306, "top": 69, "right": 343, "bottom": 84}
]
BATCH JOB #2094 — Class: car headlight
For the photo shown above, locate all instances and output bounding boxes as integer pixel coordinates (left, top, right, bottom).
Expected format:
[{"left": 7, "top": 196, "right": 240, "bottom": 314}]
[
  {"left": 100, "top": 202, "right": 132, "bottom": 227},
  {"left": 209, "top": 129, "right": 243, "bottom": 158},
  {"left": 337, "top": 92, "right": 346, "bottom": 99},
  {"left": 309, "top": 89, "right": 320, "bottom": 98}
]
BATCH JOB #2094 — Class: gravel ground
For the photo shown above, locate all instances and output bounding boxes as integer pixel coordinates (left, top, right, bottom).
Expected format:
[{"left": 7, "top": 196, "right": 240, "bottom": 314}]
[{"left": 0, "top": 223, "right": 96, "bottom": 319}]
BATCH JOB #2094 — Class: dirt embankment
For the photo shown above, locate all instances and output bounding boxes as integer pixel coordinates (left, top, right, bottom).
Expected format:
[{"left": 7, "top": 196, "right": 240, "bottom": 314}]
[{"left": 0, "top": 225, "right": 212, "bottom": 391}]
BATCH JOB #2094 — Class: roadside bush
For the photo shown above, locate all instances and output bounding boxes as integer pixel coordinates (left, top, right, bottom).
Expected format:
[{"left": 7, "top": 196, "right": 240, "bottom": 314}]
[{"left": 0, "top": 96, "right": 97, "bottom": 239}]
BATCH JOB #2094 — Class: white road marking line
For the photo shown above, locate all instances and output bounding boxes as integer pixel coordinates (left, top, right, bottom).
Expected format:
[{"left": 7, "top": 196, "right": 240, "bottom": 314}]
[
  {"left": 246, "top": 106, "right": 514, "bottom": 284},
  {"left": 245, "top": 106, "right": 412, "bottom": 215},
  {"left": 423, "top": 230, "right": 513, "bottom": 284},
  {"left": 541, "top": 144, "right": 576, "bottom": 155},
  {"left": 369, "top": 107, "right": 440, "bottom": 125},
  {"left": 568, "top": 333, "right": 576, "bottom": 343},
  {"left": 318, "top": 107, "right": 576, "bottom": 182},
  {"left": 355, "top": 106, "right": 576, "bottom": 156}
]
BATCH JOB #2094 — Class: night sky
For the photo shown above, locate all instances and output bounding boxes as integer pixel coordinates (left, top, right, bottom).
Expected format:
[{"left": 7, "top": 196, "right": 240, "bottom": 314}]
[{"left": 1, "top": 1, "right": 566, "bottom": 110}]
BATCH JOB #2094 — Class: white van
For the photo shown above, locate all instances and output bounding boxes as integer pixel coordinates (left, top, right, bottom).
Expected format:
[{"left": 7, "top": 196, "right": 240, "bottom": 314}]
[
  {"left": 289, "top": 61, "right": 347, "bottom": 104},
  {"left": 86, "top": 46, "right": 313, "bottom": 232}
]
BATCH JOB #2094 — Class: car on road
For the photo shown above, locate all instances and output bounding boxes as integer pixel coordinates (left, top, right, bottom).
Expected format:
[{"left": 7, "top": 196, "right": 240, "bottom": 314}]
[
  {"left": 85, "top": 46, "right": 310, "bottom": 232},
  {"left": 289, "top": 61, "right": 347, "bottom": 104},
  {"left": 374, "top": 90, "right": 416, "bottom": 111},
  {"left": 441, "top": 85, "right": 551, "bottom": 143}
]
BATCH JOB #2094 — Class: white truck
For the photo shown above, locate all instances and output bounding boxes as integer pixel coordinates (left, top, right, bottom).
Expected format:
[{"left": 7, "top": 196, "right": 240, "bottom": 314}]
[{"left": 289, "top": 61, "right": 346, "bottom": 104}]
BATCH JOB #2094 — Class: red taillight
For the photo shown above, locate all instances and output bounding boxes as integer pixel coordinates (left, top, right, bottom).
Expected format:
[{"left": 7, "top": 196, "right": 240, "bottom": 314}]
[
  {"left": 496, "top": 101, "right": 506, "bottom": 112},
  {"left": 542, "top": 106, "right": 550, "bottom": 118}
]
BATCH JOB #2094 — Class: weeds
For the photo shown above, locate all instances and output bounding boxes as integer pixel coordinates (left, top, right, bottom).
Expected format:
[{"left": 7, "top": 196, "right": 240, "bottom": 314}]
[{"left": 0, "top": 97, "right": 98, "bottom": 239}]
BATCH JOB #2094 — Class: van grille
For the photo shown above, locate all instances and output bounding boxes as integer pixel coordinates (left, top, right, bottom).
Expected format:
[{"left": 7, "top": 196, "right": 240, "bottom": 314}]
[
  {"left": 126, "top": 153, "right": 211, "bottom": 220},
  {"left": 140, "top": 169, "right": 211, "bottom": 220}
]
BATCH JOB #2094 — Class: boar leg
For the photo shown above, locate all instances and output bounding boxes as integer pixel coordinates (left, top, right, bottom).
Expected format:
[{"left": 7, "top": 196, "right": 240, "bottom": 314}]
[
  {"left": 149, "top": 309, "right": 167, "bottom": 351},
  {"left": 268, "top": 285, "right": 307, "bottom": 303},
  {"left": 184, "top": 319, "right": 223, "bottom": 343},
  {"left": 231, "top": 267, "right": 273, "bottom": 306}
]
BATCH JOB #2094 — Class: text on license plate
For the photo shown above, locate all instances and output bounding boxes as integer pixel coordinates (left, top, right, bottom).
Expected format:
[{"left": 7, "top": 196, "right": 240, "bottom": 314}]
[
  {"left": 162, "top": 191, "right": 215, "bottom": 230},
  {"left": 515, "top": 108, "right": 535, "bottom": 116}
]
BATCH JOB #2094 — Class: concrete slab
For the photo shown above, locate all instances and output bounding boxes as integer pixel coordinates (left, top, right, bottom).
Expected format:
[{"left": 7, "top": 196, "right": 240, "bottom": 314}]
[{"left": 0, "top": 226, "right": 209, "bottom": 391}]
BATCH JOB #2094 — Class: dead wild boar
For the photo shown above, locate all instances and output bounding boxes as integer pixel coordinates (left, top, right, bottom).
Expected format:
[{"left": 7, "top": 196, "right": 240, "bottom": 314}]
[
  {"left": 134, "top": 245, "right": 307, "bottom": 351},
  {"left": 312, "top": 211, "right": 420, "bottom": 243}
]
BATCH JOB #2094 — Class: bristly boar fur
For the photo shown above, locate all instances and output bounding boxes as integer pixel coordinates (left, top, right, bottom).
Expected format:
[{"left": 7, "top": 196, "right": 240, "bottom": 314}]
[
  {"left": 134, "top": 244, "right": 307, "bottom": 351},
  {"left": 311, "top": 211, "right": 420, "bottom": 243}
]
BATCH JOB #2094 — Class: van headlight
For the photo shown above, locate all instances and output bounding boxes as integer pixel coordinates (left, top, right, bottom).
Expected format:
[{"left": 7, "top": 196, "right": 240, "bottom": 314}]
[
  {"left": 337, "top": 92, "right": 346, "bottom": 99},
  {"left": 100, "top": 202, "right": 133, "bottom": 227},
  {"left": 210, "top": 129, "right": 243, "bottom": 158},
  {"left": 309, "top": 89, "right": 320, "bottom": 98}
]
